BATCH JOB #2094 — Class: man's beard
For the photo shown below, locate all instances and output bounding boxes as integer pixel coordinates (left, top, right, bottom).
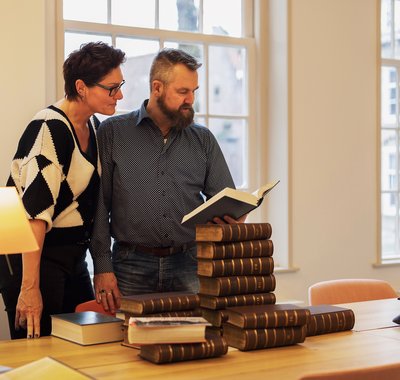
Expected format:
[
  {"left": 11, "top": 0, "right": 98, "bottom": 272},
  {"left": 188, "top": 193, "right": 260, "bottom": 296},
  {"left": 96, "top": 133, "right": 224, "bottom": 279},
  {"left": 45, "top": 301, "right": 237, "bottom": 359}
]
[{"left": 157, "top": 95, "right": 194, "bottom": 130}]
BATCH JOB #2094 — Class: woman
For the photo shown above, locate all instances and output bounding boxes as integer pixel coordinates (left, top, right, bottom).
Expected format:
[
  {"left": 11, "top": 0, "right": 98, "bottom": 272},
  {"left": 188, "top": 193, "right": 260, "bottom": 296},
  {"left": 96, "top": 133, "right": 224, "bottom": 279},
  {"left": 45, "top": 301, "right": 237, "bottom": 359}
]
[{"left": 0, "top": 42, "right": 126, "bottom": 339}]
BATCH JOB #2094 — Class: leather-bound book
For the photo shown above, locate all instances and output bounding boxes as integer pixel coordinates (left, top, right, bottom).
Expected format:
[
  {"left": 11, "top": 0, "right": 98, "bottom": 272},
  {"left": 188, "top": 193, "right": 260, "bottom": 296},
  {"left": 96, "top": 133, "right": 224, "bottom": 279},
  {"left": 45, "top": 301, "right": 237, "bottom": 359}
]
[
  {"left": 198, "top": 257, "right": 274, "bottom": 277},
  {"left": 199, "top": 292, "right": 276, "bottom": 310},
  {"left": 197, "top": 239, "right": 274, "bottom": 259},
  {"left": 201, "top": 309, "right": 229, "bottom": 327},
  {"left": 305, "top": 305, "right": 355, "bottom": 336},
  {"left": 195, "top": 223, "right": 272, "bottom": 242},
  {"left": 223, "top": 323, "right": 307, "bottom": 351},
  {"left": 224, "top": 304, "right": 311, "bottom": 329}
]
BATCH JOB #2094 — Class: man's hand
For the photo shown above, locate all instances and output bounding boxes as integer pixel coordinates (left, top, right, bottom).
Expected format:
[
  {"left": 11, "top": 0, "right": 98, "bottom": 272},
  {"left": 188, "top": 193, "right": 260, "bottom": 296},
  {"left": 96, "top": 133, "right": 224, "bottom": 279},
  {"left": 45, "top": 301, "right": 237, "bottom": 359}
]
[
  {"left": 212, "top": 213, "right": 248, "bottom": 224},
  {"left": 15, "top": 287, "right": 43, "bottom": 339},
  {"left": 93, "top": 272, "right": 122, "bottom": 313}
]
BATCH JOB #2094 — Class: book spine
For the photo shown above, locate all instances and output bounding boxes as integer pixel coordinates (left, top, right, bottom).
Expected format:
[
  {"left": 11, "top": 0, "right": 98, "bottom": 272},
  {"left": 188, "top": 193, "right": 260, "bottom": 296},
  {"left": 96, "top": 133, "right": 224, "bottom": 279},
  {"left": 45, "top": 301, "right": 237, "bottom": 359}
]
[
  {"left": 196, "top": 223, "right": 272, "bottom": 242},
  {"left": 139, "top": 337, "right": 228, "bottom": 364},
  {"left": 199, "top": 293, "right": 276, "bottom": 310},
  {"left": 306, "top": 310, "right": 355, "bottom": 336},
  {"left": 198, "top": 257, "right": 274, "bottom": 277},
  {"left": 197, "top": 240, "right": 274, "bottom": 259},
  {"left": 238, "top": 309, "right": 311, "bottom": 329},
  {"left": 224, "top": 324, "right": 307, "bottom": 351},
  {"left": 120, "top": 294, "right": 200, "bottom": 314},
  {"left": 199, "top": 274, "right": 276, "bottom": 296}
]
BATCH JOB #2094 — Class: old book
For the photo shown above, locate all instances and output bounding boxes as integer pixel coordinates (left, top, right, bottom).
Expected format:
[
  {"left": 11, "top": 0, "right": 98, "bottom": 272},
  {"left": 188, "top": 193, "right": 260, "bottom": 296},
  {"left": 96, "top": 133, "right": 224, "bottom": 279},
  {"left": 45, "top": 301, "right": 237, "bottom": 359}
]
[
  {"left": 305, "top": 305, "right": 355, "bottom": 336},
  {"left": 199, "top": 293, "right": 276, "bottom": 310},
  {"left": 122, "top": 309, "right": 203, "bottom": 325},
  {"left": 127, "top": 317, "right": 209, "bottom": 345},
  {"left": 224, "top": 304, "right": 311, "bottom": 329},
  {"left": 201, "top": 309, "right": 229, "bottom": 327},
  {"left": 119, "top": 291, "right": 199, "bottom": 314},
  {"left": 139, "top": 335, "right": 228, "bottom": 364},
  {"left": 199, "top": 274, "right": 276, "bottom": 296},
  {"left": 0, "top": 356, "right": 92, "bottom": 379},
  {"left": 197, "top": 257, "right": 274, "bottom": 277},
  {"left": 51, "top": 311, "right": 123, "bottom": 345},
  {"left": 223, "top": 323, "right": 307, "bottom": 351},
  {"left": 181, "top": 181, "right": 279, "bottom": 226},
  {"left": 195, "top": 223, "right": 272, "bottom": 242},
  {"left": 197, "top": 239, "right": 274, "bottom": 259}
]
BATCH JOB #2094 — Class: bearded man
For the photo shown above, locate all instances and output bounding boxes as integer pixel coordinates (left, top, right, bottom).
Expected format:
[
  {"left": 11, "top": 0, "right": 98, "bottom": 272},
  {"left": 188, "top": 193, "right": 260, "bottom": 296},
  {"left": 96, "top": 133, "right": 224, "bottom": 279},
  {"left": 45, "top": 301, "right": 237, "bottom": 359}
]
[{"left": 90, "top": 48, "right": 244, "bottom": 312}]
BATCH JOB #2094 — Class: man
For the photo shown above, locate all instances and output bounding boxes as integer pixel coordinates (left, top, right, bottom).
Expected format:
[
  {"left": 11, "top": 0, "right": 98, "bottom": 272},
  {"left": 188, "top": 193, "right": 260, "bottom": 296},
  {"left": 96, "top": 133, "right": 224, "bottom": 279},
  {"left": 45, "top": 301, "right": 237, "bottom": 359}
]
[{"left": 90, "top": 48, "right": 245, "bottom": 313}]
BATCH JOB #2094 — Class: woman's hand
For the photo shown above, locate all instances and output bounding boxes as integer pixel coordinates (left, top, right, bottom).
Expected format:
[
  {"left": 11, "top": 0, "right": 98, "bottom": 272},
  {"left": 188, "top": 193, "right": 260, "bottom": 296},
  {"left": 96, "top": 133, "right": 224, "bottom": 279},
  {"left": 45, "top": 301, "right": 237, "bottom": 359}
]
[{"left": 15, "top": 287, "right": 43, "bottom": 338}]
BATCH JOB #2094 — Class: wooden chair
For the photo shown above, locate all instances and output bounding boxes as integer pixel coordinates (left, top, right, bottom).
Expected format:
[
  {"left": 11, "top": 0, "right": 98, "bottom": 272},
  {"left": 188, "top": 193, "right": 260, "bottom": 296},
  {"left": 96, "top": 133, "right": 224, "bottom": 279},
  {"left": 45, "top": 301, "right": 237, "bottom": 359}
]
[
  {"left": 308, "top": 278, "right": 397, "bottom": 305},
  {"left": 298, "top": 362, "right": 400, "bottom": 380},
  {"left": 75, "top": 299, "right": 116, "bottom": 316}
]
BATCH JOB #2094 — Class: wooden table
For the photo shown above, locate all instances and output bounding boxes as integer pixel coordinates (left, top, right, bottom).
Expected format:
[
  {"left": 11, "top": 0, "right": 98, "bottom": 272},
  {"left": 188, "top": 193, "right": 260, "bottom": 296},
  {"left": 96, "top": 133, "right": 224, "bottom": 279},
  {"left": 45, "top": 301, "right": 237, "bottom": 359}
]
[{"left": 1, "top": 298, "right": 400, "bottom": 380}]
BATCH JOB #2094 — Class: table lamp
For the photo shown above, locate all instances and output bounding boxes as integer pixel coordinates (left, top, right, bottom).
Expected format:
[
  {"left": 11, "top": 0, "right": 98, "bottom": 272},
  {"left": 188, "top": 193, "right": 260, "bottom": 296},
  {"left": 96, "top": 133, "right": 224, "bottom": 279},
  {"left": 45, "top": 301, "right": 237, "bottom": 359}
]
[{"left": 0, "top": 186, "right": 39, "bottom": 274}]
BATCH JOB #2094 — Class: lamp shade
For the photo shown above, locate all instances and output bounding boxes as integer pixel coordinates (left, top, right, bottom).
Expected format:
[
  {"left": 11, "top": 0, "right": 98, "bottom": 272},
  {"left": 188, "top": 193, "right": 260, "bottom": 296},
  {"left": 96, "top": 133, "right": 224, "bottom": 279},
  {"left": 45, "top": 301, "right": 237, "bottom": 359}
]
[{"left": 0, "top": 186, "right": 39, "bottom": 253}]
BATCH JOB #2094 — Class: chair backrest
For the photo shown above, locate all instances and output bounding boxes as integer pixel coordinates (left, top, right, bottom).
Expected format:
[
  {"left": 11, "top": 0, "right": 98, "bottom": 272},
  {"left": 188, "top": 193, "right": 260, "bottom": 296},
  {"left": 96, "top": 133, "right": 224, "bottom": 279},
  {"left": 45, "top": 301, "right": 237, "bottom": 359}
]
[
  {"left": 298, "top": 362, "right": 400, "bottom": 380},
  {"left": 75, "top": 300, "right": 116, "bottom": 316},
  {"left": 308, "top": 278, "right": 397, "bottom": 305}
]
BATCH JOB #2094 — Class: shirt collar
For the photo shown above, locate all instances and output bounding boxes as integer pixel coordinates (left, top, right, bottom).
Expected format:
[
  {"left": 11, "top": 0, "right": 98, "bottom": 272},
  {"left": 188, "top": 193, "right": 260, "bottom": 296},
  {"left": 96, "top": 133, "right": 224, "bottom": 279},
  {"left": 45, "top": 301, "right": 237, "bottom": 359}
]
[{"left": 136, "top": 99, "right": 151, "bottom": 126}]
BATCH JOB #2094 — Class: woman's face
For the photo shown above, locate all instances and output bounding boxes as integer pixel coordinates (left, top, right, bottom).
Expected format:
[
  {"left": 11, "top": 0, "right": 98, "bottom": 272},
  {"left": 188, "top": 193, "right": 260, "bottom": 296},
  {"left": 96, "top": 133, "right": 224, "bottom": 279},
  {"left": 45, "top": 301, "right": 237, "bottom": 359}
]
[{"left": 85, "top": 67, "right": 125, "bottom": 116}]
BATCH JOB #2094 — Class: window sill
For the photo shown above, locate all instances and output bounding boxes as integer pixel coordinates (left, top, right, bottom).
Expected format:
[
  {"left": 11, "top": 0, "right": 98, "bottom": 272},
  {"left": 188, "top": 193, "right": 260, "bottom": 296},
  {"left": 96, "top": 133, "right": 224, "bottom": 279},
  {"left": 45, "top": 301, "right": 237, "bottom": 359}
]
[{"left": 274, "top": 266, "right": 300, "bottom": 274}]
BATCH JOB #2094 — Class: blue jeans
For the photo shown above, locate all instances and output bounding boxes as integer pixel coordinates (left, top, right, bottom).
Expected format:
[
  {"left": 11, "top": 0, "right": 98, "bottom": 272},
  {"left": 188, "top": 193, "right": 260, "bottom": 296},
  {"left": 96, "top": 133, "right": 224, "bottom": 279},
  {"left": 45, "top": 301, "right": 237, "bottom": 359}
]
[{"left": 112, "top": 242, "right": 199, "bottom": 295}]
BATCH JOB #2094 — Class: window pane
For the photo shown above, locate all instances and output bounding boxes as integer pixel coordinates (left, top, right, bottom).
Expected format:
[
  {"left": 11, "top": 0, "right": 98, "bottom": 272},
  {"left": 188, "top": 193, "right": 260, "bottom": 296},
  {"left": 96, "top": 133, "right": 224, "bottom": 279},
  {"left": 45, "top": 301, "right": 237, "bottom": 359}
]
[
  {"left": 381, "top": 130, "right": 398, "bottom": 191},
  {"left": 164, "top": 41, "right": 205, "bottom": 113},
  {"left": 64, "top": 32, "right": 112, "bottom": 57},
  {"left": 63, "top": 0, "right": 107, "bottom": 23},
  {"left": 209, "top": 118, "right": 247, "bottom": 187},
  {"left": 381, "top": 66, "right": 398, "bottom": 127},
  {"left": 115, "top": 37, "right": 159, "bottom": 111},
  {"left": 159, "top": 0, "right": 200, "bottom": 32},
  {"left": 382, "top": 0, "right": 393, "bottom": 58},
  {"left": 381, "top": 193, "right": 399, "bottom": 258},
  {"left": 203, "top": 0, "right": 242, "bottom": 37},
  {"left": 112, "top": 0, "right": 155, "bottom": 28},
  {"left": 395, "top": 0, "right": 400, "bottom": 58},
  {"left": 209, "top": 45, "right": 247, "bottom": 115}
]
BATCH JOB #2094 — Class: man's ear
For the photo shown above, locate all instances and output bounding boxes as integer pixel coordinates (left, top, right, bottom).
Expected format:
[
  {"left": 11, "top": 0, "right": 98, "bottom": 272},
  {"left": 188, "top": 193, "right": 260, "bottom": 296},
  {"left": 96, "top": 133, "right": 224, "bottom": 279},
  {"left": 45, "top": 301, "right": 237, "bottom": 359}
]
[{"left": 152, "top": 80, "right": 164, "bottom": 97}]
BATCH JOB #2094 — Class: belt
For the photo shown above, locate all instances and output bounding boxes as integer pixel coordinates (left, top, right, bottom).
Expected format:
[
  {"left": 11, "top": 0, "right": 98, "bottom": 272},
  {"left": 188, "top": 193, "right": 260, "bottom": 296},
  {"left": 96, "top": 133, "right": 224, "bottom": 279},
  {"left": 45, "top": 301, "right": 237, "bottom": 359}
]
[{"left": 134, "top": 242, "right": 197, "bottom": 257}]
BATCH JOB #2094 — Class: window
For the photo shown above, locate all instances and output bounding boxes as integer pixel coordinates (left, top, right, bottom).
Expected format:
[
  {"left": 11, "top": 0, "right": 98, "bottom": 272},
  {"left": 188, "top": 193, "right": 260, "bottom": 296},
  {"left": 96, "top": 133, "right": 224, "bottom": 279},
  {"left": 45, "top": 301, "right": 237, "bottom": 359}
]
[
  {"left": 59, "top": 0, "right": 254, "bottom": 189},
  {"left": 381, "top": 0, "right": 400, "bottom": 262}
]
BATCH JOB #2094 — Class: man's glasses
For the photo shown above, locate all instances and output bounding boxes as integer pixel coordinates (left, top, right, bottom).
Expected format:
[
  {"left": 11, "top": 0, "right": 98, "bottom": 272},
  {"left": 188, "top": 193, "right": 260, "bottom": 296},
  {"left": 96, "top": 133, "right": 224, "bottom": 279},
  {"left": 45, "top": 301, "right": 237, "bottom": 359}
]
[{"left": 94, "top": 79, "right": 125, "bottom": 97}]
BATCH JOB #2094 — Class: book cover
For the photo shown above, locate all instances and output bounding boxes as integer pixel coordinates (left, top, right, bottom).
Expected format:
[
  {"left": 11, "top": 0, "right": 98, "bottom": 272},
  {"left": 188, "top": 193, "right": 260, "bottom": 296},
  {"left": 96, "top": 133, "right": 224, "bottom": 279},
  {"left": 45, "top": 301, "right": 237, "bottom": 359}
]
[
  {"left": 119, "top": 291, "right": 200, "bottom": 314},
  {"left": 223, "top": 323, "right": 307, "bottom": 351},
  {"left": 139, "top": 335, "right": 228, "bottom": 364},
  {"left": 51, "top": 311, "right": 123, "bottom": 346},
  {"left": 199, "top": 274, "right": 276, "bottom": 296},
  {"left": 197, "top": 257, "right": 274, "bottom": 277},
  {"left": 199, "top": 292, "right": 276, "bottom": 310},
  {"left": 197, "top": 239, "right": 274, "bottom": 259},
  {"left": 128, "top": 317, "right": 210, "bottom": 345},
  {"left": 181, "top": 181, "right": 279, "bottom": 226},
  {"left": 195, "top": 223, "right": 272, "bottom": 243},
  {"left": 224, "top": 304, "right": 311, "bottom": 329},
  {"left": 0, "top": 356, "right": 93, "bottom": 379},
  {"left": 305, "top": 305, "right": 355, "bottom": 336}
]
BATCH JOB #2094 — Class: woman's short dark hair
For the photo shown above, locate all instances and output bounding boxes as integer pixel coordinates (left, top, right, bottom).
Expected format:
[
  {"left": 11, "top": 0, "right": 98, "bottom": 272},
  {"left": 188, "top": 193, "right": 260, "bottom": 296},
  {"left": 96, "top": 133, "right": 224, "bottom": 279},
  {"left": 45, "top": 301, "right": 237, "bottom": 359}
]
[
  {"left": 63, "top": 41, "right": 126, "bottom": 100},
  {"left": 149, "top": 48, "right": 202, "bottom": 89}
]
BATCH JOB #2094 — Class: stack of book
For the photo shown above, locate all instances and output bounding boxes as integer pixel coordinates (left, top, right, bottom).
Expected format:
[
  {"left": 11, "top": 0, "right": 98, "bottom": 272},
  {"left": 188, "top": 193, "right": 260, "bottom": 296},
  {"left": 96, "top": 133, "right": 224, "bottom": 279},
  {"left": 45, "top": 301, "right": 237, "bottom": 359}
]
[
  {"left": 120, "top": 291, "right": 229, "bottom": 364},
  {"left": 222, "top": 304, "right": 310, "bottom": 351},
  {"left": 196, "top": 223, "right": 277, "bottom": 330}
]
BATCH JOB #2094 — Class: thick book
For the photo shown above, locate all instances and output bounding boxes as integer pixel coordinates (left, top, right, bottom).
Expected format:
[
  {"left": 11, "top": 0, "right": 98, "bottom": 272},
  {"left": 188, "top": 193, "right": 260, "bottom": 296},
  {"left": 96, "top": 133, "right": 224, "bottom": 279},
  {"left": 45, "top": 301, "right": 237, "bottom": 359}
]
[
  {"left": 201, "top": 309, "right": 229, "bottom": 327},
  {"left": 198, "top": 257, "right": 274, "bottom": 277},
  {"left": 119, "top": 291, "right": 200, "bottom": 315},
  {"left": 122, "top": 309, "right": 202, "bottom": 324},
  {"left": 199, "top": 292, "right": 276, "bottom": 310},
  {"left": 139, "top": 335, "right": 228, "bottom": 364},
  {"left": 224, "top": 304, "right": 311, "bottom": 329},
  {"left": 51, "top": 311, "right": 123, "bottom": 346},
  {"left": 223, "top": 323, "right": 307, "bottom": 351},
  {"left": 197, "top": 239, "right": 274, "bottom": 259},
  {"left": 305, "top": 305, "right": 355, "bottom": 336},
  {"left": 181, "top": 181, "right": 279, "bottom": 225},
  {"left": 0, "top": 356, "right": 92, "bottom": 379},
  {"left": 127, "top": 317, "right": 209, "bottom": 345},
  {"left": 195, "top": 223, "right": 272, "bottom": 242},
  {"left": 199, "top": 274, "right": 276, "bottom": 296}
]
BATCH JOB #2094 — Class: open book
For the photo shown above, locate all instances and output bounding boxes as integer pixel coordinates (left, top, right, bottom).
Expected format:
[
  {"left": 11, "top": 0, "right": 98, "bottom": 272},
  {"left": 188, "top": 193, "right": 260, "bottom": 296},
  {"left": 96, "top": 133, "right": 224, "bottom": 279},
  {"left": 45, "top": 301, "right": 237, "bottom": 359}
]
[{"left": 181, "top": 180, "right": 280, "bottom": 225}]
